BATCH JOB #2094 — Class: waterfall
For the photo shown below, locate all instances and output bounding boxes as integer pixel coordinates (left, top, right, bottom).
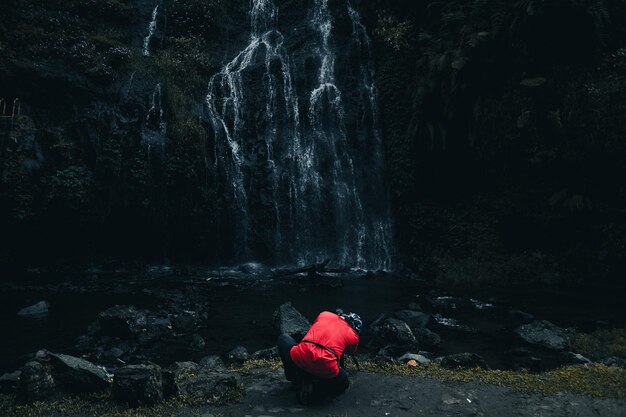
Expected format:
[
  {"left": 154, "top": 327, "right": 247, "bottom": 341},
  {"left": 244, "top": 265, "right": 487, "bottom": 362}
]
[
  {"left": 143, "top": 4, "right": 159, "bottom": 57},
  {"left": 205, "top": 0, "right": 392, "bottom": 269},
  {"left": 143, "top": 82, "right": 166, "bottom": 150}
]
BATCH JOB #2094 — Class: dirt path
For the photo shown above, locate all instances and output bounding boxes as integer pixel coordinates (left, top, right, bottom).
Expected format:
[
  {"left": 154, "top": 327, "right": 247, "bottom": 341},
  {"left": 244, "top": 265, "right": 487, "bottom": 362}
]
[{"left": 183, "top": 368, "right": 626, "bottom": 417}]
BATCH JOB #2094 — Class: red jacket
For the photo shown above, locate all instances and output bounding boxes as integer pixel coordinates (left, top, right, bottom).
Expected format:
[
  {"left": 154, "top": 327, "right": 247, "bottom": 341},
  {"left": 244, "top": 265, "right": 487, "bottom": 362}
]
[{"left": 290, "top": 311, "right": 359, "bottom": 379}]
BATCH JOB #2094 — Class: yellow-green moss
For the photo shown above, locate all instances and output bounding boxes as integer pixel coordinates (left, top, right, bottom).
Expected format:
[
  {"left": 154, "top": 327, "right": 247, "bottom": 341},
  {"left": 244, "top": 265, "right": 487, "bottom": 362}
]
[{"left": 360, "top": 361, "right": 626, "bottom": 400}]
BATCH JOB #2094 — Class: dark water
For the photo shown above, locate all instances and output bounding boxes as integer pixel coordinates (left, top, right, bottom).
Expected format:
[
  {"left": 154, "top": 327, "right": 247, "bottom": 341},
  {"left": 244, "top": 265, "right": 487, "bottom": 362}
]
[{"left": 1, "top": 267, "right": 624, "bottom": 374}]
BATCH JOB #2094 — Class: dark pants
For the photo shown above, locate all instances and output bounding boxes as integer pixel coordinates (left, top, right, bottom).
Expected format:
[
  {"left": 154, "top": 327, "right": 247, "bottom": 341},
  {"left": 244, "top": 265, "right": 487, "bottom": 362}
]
[{"left": 277, "top": 334, "right": 350, "bottom": 397}]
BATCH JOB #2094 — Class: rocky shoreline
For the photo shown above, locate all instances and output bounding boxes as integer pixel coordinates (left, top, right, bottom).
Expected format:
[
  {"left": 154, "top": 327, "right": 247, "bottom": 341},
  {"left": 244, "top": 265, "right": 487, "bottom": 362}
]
[{"left": 2, "top": 293, "right": 625, "bottom": 410}]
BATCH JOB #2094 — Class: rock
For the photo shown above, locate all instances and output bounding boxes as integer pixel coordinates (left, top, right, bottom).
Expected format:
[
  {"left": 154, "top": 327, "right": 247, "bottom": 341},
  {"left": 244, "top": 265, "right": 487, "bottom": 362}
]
[
  {"left": 504, "top": 348, "right": 543, "bottom": 372},
  {"left": 112, "top": 364, "right": 163, "bottom": 406},
  {"left": 198, "top": 355, "right": 225, "bottom": 371},
  {"left": 189, "top": 334, "right": 206, "bottom": 351},
  {"left": 370, "top": 317, "right": 416, "bottom": 346},
  {"left": 398, "top": 353, "right": 431, "bottom": 365},
  {"left": 0, "top": 370, "right": 21, "bottom": 394},
  {"left": 509, "top": 310, "right": 535, "bottom": 322},
  {"left": 97, "top": 305, "right": 147, "bottom": 337},
  {"left": 48, "top": 353, "right": 111, "bottom": 393},
  {"left": 377, "top": 344, "right": 411, "bottom": 358},
  {"left": 17, "top": 361, "right": 56, "bottom": 402},
  {"left": 392, "top": 310, "right": 430, "bottom": 329},
  {"left": 564, "top": 352, "right": 592, "bottom": 365},
  {"left": 163, "top": 362, "right": 200, "bottom": 398},
  {"left": 272, "top": 302, "right": 310, "bottom": 341},
  {"left": 602, "top": 356, "right": 626, "bottom": 368},
  {"left": 171, "top": 311, "right": 198, "bottom": 334},
  {"left": 17, "top": 301, "right": 50, "bottom": 318},
  {"left": 514, "top": 320, "right": 573, "bottom": 351},
  {"left": 227, "top": 346, "right": 249, "bottom": 363},
  {"left": 438, "top": 353, "right": 489, "bottom": 369},
  {"left": 251, "top": 347, "right": 279, "bottom": 360},
  {"left": 412, "top": 328, "right": 441, "bottom": 350}
]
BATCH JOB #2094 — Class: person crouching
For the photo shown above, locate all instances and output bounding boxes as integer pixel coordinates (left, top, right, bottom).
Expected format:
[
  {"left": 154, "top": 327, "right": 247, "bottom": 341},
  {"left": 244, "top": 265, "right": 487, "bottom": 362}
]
[{"left": 277, "top": 310, "right": 362, "bottom": 404}]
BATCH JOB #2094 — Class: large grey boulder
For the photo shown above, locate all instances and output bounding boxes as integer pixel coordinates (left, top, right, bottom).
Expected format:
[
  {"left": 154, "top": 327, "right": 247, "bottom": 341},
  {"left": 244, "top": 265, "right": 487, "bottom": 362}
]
[
  {"left": 17, "top": 301, "right": 50, "bottom": 318},
  {"left": 163, "top": 362, "right": 199, "bottom": 398},
  {"left": 48, "top": 353, "right": 111, "bottom": 393},
  {"left": 112, "top": 364, "right": 163, "bottom": 406},
  {"left": 438, "top": 353, "right": 489, "bottom": 369},
  {"left": 412, "top": 328, "right": 441, "bottom": 350},
  {"left": 97, "top": 305, "right": 147, "bottom": 337},
  {"left": 370, "top": 317, "right": 416, "bottom": 346},
  {"left": 17, "top": 361, "right": 55, "bottom": 402},
  {"left": 226, "top": 345, "right": 249, "bottom": 363},
  {"left": 514, "top": 320, "right": 573, "bottom": 351},
  {"left": 398, "top": 353, "right": 431, "bottom": 365},
  {"left": 392, "top": 310, "right": 430, "bottom": 329},
  {"left": 272, "top": 302, "right": 310, "bottom": 341}
]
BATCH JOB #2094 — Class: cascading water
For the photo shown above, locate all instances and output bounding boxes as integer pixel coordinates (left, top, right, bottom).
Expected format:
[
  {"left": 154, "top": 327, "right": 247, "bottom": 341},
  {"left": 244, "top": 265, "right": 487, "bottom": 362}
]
[
  {"left": 206, "top": 0, "right": 392, "bottom": 269},
  {"left": 143, "top": 4, "right": 159, "bottom": 57},
  {"left": 143, "top": 82, "right": 166, "bottom": 149}
]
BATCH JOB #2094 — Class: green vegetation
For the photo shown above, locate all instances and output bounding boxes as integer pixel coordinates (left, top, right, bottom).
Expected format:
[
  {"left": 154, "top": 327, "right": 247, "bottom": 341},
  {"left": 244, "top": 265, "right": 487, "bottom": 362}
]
[{"left": 236, "top": 358, "right": 626, "bottom": 399}]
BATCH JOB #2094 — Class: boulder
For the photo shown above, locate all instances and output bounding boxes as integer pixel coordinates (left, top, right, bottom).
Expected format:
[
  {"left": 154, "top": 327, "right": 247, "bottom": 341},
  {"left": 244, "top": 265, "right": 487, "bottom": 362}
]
[
  {"left": 17, "top": 361, "right": 55, "bottom": 402},
  {"left": 564, "top": 352, "right": 592, "bottom": 365},
  {"left": 227, "top": 346, "right": 249, "bottom": 363},
  {"left": 17, "top": 301, "right": 50, "bottom": 318},
  {"left": 602, "top": 356, "right": 626, "bottom": 368},
  {"left": 514, "top": 320, "right": 573, "bottom": 351},
  {"left": 163, "top": 362, "right": 199, "bottom": 398},
  {"left": 112, "top": 364, "right": 163, "bottom": 406},
  {"left": 97, "top": 305, "right": 147, "bottom": 337},
  {"left": 272, "top": 302, "right": 310, "bottom": 341},
  {"left": 171, "top": 311, "right": 198, "bottom": 334},
  {"left": 392, "top": 310, "right": 430, "bottom": 329},
  {"left": 438, "top": 353, "right": 489, "bottom": 369},
  {"left": 48, "top": 353, "right": 111, "bottom": 393},
  {"left": 412, "top": 328, "right": 441, "bottom": 350},
  {"left": 370, "top": 317, "right": 416, "bottom": 346},
  {"left": 251, "top": 347, "right": 279, "bottom": 360},
  {"left": 189, "top": 334, "right": 206, "bottom": 351},
  {"left": 0, "top": 370, "right": 21, "bottom": 394},
  {"left": 398, "top": 353, "right": 431, "bottom": 365},
  {"left": 198, "top": 355, "right": 225, "bottom": 371}
]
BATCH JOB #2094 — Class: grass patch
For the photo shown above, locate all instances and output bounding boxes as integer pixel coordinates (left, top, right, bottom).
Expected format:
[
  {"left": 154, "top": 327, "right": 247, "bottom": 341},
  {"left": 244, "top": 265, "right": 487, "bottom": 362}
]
[
  {"left": 361, "top": 361, "right": 626, "bottom": 400},
  {"left": 227, "top": 357, "right": 626, "bottom": 399}
]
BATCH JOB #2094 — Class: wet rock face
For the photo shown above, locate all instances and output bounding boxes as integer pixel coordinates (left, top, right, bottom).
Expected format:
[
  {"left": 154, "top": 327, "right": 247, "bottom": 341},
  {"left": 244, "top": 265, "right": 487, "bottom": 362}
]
[
  {"left": 272, "top": 302, "right": 310, "bottom": 341},
  {"left": 392, "top": 310, "right": 430, "bottom": 329},
  {"left": 514, "top": 320, "right": 574, "bottom": 351},
  {"left": 370, "top": 317, "right": 416, "bottom": 347},
  {"left": 112, "top": 364, "right": 163, "bottom": 407},
  {"left": 17, "top": 301, "right": 50, "bottom": 317},
  {"left": 47, "top": 353, "right": 111, "bottom": 393}
]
